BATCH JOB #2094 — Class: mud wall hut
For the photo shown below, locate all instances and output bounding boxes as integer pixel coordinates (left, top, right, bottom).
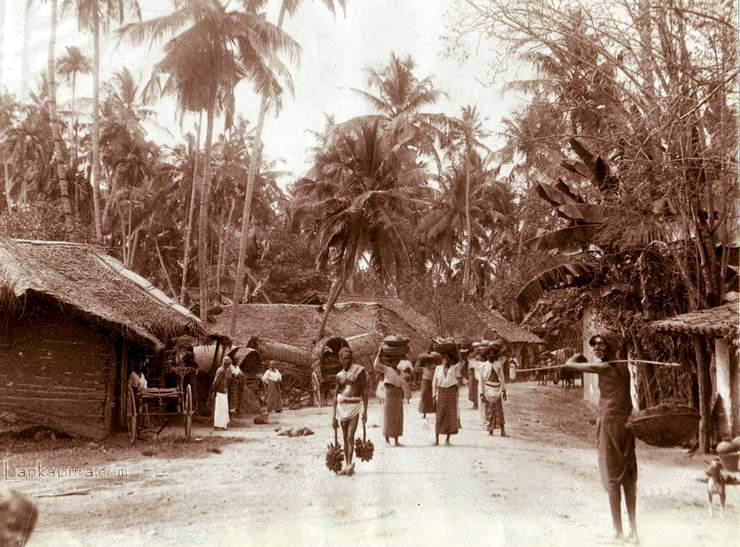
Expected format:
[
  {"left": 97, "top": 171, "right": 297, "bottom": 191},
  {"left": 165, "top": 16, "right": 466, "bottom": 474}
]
[{"left": 0, "top": 239, "right": 210, "bottom": 439}]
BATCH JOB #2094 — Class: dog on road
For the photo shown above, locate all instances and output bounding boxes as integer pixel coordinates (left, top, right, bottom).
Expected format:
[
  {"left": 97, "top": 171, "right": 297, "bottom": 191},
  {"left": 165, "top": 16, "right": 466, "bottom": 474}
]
[{"left": 705, "top": 458, "right": 726, "bottom": 517}]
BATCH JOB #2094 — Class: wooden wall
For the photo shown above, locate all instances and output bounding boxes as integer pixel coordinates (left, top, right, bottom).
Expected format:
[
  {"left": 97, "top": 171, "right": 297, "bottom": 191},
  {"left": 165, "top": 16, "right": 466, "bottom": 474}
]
[{"left": 0, "top": 302, "right": 117, "bottom": 440}]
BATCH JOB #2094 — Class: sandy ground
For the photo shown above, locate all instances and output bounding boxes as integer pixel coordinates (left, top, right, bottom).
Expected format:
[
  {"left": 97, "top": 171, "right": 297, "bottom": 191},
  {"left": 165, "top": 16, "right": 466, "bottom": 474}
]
[{"left": 2, "top": 381, "right": 738, "bottom": 547}]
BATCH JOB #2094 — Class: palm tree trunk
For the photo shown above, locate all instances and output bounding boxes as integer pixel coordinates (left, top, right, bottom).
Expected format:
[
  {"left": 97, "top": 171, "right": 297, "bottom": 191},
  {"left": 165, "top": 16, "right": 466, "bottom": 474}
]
[
  {"left": 318, "top": 267, "right": 351, "bottom": 340},
  {"left": 229, "top": 2, "right": 288, "bottom": 337},
  {"left": 3, "top": 151, "right": 12, "bottom": 211},
  {"left": 180, "top": 111, "right": 203, "bottom": 304},
  {"left": 46, "top": 0, "right": 73, "bottom": 234},
  {"left": 462, "top": 158, "right": 472, "bottom": 302},
  {"left": 91, "top": 6, "right": 103, "bottom": 241},
  {"left": 198, "top": 100, "right": 215, "bottom": 321}
]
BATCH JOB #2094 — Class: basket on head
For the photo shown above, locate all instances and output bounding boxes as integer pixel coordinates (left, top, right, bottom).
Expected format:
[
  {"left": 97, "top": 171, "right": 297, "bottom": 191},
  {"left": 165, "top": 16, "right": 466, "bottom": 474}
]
[{"left": 383, "top": 335, "right": 410, "bottom": 348}]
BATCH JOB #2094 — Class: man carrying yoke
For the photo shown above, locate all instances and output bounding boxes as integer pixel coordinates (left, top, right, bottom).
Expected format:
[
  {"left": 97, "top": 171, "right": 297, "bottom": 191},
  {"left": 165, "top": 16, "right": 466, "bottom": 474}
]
[
  {"left": 331, "top": 348, "right": 368, "bottom": 476},
  {"left": 563, "top": 333, "right": 638, "bottom": 544}
]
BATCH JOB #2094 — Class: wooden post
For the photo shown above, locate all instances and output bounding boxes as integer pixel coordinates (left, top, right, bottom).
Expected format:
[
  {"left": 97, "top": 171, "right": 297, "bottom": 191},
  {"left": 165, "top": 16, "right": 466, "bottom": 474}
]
[
  {"left": 118, "top": 339, "right": 128, "bottom": 427},
  {"left": 103, "top": 344, "right": 118, "bottom": 437},
  {"left": 693, "top": 335, "right": 711, "bottom": 453}
]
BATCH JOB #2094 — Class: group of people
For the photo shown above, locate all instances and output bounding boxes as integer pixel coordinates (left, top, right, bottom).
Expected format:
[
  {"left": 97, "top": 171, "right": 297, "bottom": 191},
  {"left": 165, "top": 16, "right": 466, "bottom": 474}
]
[
  {"left": 209, "top": 356, "right": 284, "bottom": 431},
  {"left": 330, "top": 333, "right": 639, "bottom": 544}
]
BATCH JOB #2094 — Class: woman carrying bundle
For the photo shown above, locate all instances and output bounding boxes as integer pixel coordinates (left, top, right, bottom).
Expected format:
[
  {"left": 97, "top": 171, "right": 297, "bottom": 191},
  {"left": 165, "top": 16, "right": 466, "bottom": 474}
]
[
  {"left": 432, "top": 353, "right": 464, "bottom": 445},
  {"left": 373, "top": 348, "right": 406, "bottom": 447}
]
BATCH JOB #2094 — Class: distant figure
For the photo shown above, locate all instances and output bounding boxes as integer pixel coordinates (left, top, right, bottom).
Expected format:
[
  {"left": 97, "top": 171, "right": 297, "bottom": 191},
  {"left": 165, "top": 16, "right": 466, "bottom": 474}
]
[
  {"left": 228, "top": 358, "right": 243, "bottom": 413},
  {"left": 261, "top": 361, "right": 283, "bottom": 416},
  {"left": 467, "top": 348, "right": 482, "bottom": 410},
  {"left": 564, "top": 334, "right": 638, "bottom": 544},
  {"left": 210, "top": 356, "right": 231, "bottom": 431},
  {"left": 332, "top": 347, "right": 368, "bottom": 476},
  {"left": 373, "top": 349, "right": 405, "bottom": 446},
  {"left": 417, "top": 353, "right": 438, "bottom": 418},
  {"left": 397, "top": 358, "right": 414, "bottom": 403},
  {"left": 481, "top": 345, "right": 507, "bottom": 437},
  {"left": 432, "top": 353, "right": 463, "bottom": 446},
  {"left": 0, "top": 489, "right": 38, "bottom": 547}
]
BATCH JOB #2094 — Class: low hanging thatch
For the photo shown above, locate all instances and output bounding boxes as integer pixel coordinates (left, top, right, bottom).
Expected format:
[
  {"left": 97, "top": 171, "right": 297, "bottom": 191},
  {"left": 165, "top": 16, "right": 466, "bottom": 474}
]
[{"left": 0, "top": 238, "right": 209, "bottom": 349}]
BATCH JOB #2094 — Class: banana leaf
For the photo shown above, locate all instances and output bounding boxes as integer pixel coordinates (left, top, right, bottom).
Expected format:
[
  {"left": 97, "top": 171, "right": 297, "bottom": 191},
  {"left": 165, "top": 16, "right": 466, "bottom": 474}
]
[
  {"left": 524, "top": 225, "right": 602, "bottom": 253},
  {"left": 516, "top": 263, "right": 594, "bottom": 312}
]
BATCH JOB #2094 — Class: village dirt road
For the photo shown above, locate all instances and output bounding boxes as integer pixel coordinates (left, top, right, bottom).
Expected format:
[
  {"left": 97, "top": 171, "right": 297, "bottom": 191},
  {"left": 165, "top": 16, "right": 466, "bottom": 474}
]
[{"left": 5, "top": 382, "right": 738, "bottom": 547}]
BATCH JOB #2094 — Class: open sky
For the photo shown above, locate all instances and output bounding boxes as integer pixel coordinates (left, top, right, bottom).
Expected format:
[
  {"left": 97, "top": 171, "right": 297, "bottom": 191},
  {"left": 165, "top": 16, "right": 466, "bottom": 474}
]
[{"left": 1, "top": 0, "right": 528, "bottom": 184}]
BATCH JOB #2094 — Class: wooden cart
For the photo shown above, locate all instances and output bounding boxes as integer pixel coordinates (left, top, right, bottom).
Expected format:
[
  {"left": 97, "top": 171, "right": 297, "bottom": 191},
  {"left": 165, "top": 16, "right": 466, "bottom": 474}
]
[{"left": 126, "top": 383, "right": 193, "bottom": 444}]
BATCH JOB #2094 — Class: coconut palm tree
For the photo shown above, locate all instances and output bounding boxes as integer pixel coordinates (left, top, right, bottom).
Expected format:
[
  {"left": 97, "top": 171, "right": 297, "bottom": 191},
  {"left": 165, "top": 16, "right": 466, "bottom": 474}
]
[
  {"left": 61, "top": 0, "right": 142, "bottom": 242},
  {"left": 57, "top": 45, "right": 91, "bottom": 178},
  {"left": 120, "top": 0, "right": 300, "bottom": 321},
  {"left": 46, "top": 0, "right": 74, "bottom": 232},
  {"left": 230, "top": 0, "right": 346, "bottom": 337},
  {"left": 293, "top": 119, "right": 421, "bottom": 338}
]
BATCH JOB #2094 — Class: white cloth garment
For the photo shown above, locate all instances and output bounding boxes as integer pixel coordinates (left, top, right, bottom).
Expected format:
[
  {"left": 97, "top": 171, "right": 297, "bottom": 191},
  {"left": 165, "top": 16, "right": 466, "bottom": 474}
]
[{"left": 213, "top": 392, "right": 230, "bottom": 429}]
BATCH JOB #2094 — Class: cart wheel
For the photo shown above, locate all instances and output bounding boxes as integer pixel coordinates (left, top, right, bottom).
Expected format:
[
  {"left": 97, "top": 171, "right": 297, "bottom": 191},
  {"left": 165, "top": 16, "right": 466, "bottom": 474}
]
[
  {"left": 126, "top": 386, "right": 137, "bottom": 445},
  {"left": 184, "top": 384, "right": 193, "bottom": 441},
  {"left": 311, "top": 371, "right": 322, "bottom": 407}
]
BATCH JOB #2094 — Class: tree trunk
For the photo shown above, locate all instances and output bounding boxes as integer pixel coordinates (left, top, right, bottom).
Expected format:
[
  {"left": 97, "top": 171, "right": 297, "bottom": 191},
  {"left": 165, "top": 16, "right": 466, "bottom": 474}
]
[
  {"left": 180, "top": 111, "right": 203, "bottom": 304},
  {"left": 462, "top": 158, "right": 472, "bottom": 302},
  {"left": 317, "top": 268, "right": 350, "bottom": 340},
  {"left": 3, "top": 151, "right": 12, "bottom": 211},
  {"left": 91, "top": 7, "right": 103, "bottom": 241},
  {"left": 693, "top": 335, "right": 711, "bottom": 454},
  {"left": 229, "top": 2, "right": 288, "bottom": 338},
  {"left": 21, "top": 1, "right": 32, "bottom": 98},
  {"left": 198, "top": 101, "right": 215, "bottom": 321},
  {"left": 46, "top": 0, "right": 74, "bottom": 234}
]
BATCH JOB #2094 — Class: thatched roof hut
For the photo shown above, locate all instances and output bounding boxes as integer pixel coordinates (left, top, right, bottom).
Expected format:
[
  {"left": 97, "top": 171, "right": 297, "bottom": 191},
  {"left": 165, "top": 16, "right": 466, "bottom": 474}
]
[
  {"left": 0, "top": 238, "right": 207, "bottom": 348},
  {"left": 0, "top": 238, "right": 211, "bottom": 439},
  {"left": 214, "top": 299, "right": 436, "bottom": 366}
]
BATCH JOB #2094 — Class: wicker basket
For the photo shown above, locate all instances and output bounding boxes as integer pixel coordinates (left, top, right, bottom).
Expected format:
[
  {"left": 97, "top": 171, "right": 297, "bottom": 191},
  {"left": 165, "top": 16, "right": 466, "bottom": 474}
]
[
  {"left": 380, "top": 343, "right": 409, "bottom": 359},
  {"left": 383, "top": 335, "right": 410, "bottom": 347},
  {"left": 627, "top": 404, "right": 699, "bottom": 447}
]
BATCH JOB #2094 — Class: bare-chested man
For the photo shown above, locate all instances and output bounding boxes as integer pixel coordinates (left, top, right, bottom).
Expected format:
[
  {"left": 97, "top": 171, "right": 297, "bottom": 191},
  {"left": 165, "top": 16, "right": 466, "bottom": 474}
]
[{"left": 331, "top": 348, "right": 368, "bottom": 476}]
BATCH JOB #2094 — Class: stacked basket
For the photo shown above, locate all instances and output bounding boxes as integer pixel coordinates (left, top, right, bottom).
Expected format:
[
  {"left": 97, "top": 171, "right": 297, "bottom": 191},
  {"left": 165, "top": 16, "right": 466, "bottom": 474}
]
[{"left": 380, "top": 335, "right": 410, "bottom": 360}]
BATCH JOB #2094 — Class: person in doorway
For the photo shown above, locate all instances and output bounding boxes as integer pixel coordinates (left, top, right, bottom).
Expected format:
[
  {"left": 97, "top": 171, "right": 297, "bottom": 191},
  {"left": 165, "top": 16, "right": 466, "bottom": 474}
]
[
  {"left": 331, "top": 347, "right": 368, "bottom": 476},
  {"left": 397, "top": 358, "right": 414, "bottom": 403},
  {"left": 128, "top": 362, "right": 148, "bottom": 393},
  {"left": 481, "top": 345, "right": 507, "bottom": 437},
  {"left": 261, "top": 361, "right": 283, "bottom": 416},
  {"left": 563, "top": 333, "right": 638, "bottom": 544},
  {"left": 432, "top": 353, "right": 463, "bottom": 445},
  {"left": 373, "top": 349, "right": 405, "bottom": 446},
  {"left": 210, "top": 356, "right": 231, "bottom": 431}
]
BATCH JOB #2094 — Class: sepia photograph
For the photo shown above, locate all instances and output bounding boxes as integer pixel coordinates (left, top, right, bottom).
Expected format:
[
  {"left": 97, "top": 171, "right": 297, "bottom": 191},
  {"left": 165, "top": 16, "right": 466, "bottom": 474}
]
[{"left": 0, "top": 1, "right": 738, "bottom": 545}]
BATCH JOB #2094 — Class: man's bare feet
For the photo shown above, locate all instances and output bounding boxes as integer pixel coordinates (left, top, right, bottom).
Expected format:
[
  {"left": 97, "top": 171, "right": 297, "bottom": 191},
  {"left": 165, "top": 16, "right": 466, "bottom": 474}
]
[
  {"left": 346, "top": 464, "right": 355, "bottom": 476},
  {"left": 625, "top": 530, "right": 639, "bottom": 544},
  {"left": 337, "top": 468, "right": 347, "bottom": 476}
]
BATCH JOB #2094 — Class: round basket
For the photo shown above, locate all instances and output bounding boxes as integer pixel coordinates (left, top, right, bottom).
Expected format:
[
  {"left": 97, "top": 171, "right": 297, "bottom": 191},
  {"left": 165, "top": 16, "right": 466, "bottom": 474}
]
[
  {"left": 380, "top": 344, "right": 409, "bottom": 359},
  {"left": 627, "top": 404, "right": 699, "bottom": 447},
  {"left": 383, "top": 335, "right": 410, "bottom": 348}
]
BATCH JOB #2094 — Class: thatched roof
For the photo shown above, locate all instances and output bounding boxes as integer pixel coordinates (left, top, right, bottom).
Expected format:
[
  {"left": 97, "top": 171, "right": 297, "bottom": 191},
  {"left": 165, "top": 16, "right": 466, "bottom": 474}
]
[
  {"left": 649, "top": 303, "right": 739, "bottom": 338},
  {"left": 0, "top": 238, "right": 208, "bottom": 349},
  {"left": 470, "top": 309, "right": 543, "bottom": 344},
  {"left": 214, "top": 300, "right": 437, "bottom": 363}
]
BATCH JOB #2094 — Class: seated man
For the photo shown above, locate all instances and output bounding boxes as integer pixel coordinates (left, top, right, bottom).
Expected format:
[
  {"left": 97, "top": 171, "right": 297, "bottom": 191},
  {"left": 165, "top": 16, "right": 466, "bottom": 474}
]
[{"left": 332, "top": 348, "right": 368, "bottom": 476}]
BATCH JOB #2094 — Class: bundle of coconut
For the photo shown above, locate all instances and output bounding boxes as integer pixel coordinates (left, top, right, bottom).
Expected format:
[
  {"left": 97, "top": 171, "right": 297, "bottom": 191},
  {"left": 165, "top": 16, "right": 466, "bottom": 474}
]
[{"left": 379, "top": 335, "right": 410, "bottom": 359}]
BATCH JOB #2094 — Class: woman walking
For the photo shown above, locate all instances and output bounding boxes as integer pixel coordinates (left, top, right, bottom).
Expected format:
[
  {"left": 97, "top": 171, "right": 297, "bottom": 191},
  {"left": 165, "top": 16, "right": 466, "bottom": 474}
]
[
  {"left": 261, "top": 361, "right": 283, "bottom": 417},
  {"left": 432, "top": 353, "right": 463, "bottom": 445},
  {"left": 374, "top": 350, "right": 405, "bottom": 446},
  {"left": 417, "top": 353, "right": 438, "bottom": 419}
]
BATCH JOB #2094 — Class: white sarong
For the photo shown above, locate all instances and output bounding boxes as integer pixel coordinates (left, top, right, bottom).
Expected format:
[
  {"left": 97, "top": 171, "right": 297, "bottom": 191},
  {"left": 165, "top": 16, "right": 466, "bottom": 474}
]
[
  {"left": 214, "top": 392, "right": 230, "bottom": 429},
  {"left": 337, "top": 395, "right": 362, "bottom": 422}
]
